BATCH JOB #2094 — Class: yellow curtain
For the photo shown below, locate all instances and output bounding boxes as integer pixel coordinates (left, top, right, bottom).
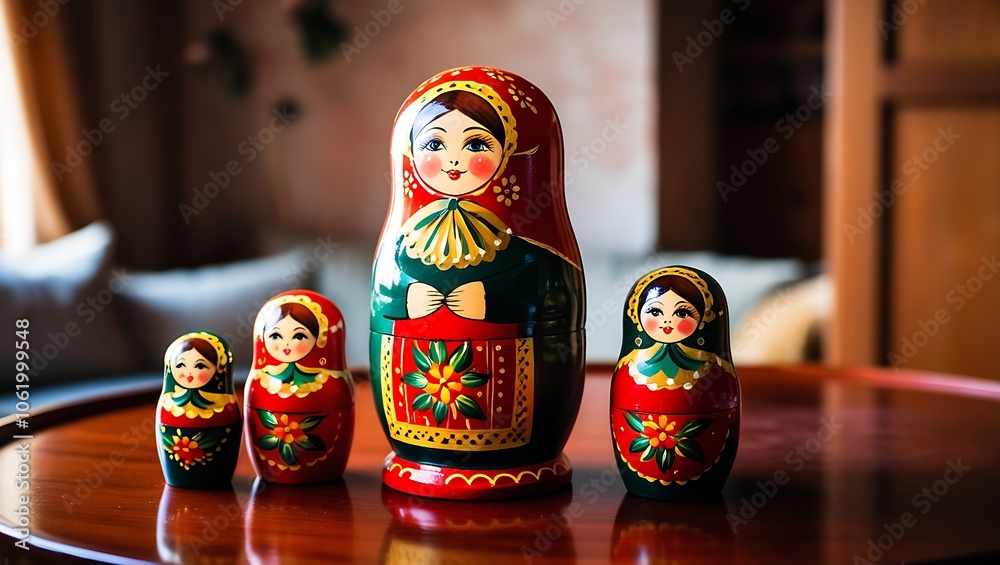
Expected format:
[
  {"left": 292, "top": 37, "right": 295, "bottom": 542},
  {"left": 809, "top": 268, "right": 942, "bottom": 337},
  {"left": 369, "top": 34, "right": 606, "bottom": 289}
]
[{"left": 0, "top": 0, "right": 101, "bottom": 248}]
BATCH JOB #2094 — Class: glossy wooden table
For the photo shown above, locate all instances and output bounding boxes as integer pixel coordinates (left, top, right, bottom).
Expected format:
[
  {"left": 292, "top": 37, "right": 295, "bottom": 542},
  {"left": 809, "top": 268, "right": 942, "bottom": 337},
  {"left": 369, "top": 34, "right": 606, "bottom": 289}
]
[{"left": 3, "top": 366, "right": 1000, "bottom": 564}]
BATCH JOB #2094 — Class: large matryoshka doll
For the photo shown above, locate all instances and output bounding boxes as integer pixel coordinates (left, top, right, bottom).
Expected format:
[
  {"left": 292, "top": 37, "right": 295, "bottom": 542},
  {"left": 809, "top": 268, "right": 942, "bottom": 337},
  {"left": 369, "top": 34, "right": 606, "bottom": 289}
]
[
  {"left": 371, "top": 66, "right": 586, "bottom": 499},
  {"left": 610, "top": 266, "right": 740, "bottom": 501},
  {"left": 244, "top": 290, "right": 355, "bottom": 484},
  {"left": 156, "top": 331, "right": 241, "bottom": 489}
]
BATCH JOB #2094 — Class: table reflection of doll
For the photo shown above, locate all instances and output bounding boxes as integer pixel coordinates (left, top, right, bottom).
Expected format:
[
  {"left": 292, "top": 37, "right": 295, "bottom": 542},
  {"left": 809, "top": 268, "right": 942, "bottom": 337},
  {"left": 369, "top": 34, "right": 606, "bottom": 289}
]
[
  {"left": 616, "top": 271, "right": 734, "bottom": 391},
  {"left": 372, "top": 90, "right": 582, "bottom": 335},
  {"left": 245, "top": 292, "right": 354, "bottom": 483},
  {"left": 157, "top": 332, "right": 240, "bottom": 487}
]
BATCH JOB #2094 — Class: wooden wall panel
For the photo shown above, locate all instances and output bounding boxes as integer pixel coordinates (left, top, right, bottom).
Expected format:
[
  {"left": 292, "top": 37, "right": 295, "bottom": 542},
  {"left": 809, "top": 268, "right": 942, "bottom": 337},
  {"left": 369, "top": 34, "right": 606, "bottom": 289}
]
[
  {"left": 824, "top": 0, "right": 882, "bottom": 365},
  {"left": 897, "top": 0, "right": 1000, "bottom": 63},
  {"left": 888, "top": 109, "right": 1000, "bottom": 378}
]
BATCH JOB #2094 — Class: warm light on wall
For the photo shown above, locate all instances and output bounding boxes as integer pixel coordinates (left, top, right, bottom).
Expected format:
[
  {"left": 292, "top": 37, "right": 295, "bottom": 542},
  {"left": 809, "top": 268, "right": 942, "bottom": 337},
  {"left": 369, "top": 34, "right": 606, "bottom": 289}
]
[{"left": 0, "top": 4, "right": 37, "bottom": 254}]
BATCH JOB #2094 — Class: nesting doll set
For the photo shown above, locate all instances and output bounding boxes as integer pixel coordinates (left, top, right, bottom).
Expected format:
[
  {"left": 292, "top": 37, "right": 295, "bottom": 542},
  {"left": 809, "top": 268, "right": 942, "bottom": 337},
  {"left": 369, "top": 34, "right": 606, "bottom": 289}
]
[
  {"left": 156, "top": 66, "right": 740, "bottom": 503},
  {"left": 156, "top": 291, "right": 355, "bottom": 488}
]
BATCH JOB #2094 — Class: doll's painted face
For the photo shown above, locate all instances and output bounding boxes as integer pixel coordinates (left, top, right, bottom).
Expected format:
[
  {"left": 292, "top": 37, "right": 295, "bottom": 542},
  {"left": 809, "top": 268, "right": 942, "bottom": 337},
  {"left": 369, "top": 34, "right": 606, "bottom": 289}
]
[
  {"left": 412, "top": 109, "right": 502, "bottom": 196},
  {"left": 265, "top": 315, "right": 317, "bottom": 363},
  {"left": 640, "top": 289, "right": 701, "bottom": 344},
  {"left": 172, "top": 349, "right": 216, "bottom": 389}
]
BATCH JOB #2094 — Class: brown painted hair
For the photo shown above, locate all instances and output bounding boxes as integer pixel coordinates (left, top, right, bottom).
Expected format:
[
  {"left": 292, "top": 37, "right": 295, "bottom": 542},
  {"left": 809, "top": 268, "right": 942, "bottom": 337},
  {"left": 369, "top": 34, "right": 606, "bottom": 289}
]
[
  {"left": 410, "top": 91, "right": 506, "bottom": 150},
  {"left": 641, "top": 274, "right": 706, "bottom": 319},
  {"left": 264, "top": 302, "right": 319, "bottom": 337},
  {"left": 174, "top": 338, "right": 219, "bottom": 366}
]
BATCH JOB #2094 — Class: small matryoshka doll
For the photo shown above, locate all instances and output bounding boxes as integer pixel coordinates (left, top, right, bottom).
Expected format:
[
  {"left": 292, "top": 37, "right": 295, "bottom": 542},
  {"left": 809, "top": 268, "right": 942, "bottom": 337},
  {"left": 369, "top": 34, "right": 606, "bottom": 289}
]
[
  {"left": 610, "top": 266, "right": 740, "bottom": 501},
  {"left": 371, "top": 66, "right": 586, "bottom": 499},
  {"left": 156, "top": 331, "right": 241, "bottom": 489},
  {"left": 244, "top": 290, "right": 354, "bottom": 484}
]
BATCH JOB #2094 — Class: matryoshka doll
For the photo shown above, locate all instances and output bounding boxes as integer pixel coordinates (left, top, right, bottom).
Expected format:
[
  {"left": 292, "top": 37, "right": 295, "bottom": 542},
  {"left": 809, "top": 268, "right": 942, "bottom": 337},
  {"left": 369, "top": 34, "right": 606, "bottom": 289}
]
[
  {"left": 156, "top": 331, "right": 241, "bottom": 489},
  {"left": 244, "top": 290, "right": 355, "bottom": 484},
  {"left": 371, "top": 66, "right": 586, "bottom": 499},
  {"left": 610, "top": 266, "right": 740, "bottom": 501}
]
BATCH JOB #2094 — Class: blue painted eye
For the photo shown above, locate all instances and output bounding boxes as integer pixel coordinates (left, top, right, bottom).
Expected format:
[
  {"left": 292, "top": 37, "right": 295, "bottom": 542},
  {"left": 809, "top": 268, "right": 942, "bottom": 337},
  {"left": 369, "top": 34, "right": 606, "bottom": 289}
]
[
  {"left": 466, "top": 138, "right": 492, "bottom": 152},
  {"left": 420, "top": 138, "right": 445, "bottom": 151}
]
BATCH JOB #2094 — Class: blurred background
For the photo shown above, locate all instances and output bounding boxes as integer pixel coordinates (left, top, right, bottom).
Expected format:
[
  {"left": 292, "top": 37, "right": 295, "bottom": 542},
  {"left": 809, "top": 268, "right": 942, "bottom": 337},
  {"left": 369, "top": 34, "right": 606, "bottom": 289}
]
[{"left": 1, "top": 0, "right": 998, "bottom": 385}]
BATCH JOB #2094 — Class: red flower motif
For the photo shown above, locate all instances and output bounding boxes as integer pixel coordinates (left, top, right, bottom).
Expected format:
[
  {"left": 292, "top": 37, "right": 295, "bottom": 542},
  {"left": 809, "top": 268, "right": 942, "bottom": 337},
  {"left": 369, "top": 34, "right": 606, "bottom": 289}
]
[
  {"left": 273, "top": 414, "right": 307, "bottom": 444},
  {"left": 170, "top": 436, "right": 205, "bottom": 465}
]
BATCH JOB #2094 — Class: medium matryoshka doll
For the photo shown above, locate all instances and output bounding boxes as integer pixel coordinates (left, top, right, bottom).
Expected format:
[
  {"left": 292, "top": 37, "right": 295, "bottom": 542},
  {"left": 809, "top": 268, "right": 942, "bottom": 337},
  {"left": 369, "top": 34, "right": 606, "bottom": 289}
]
[
  {"left": 244, "top": 290, "right": 355, "bottom": 484},
  {"left": 610, "top": 266, "right": 740, "bottom": 501},
  {"left": 156, "top": 331, "right": 241, "bottom": 489},
  {"left": 371, "top": 66, "right": 586, "bottom": 499}
]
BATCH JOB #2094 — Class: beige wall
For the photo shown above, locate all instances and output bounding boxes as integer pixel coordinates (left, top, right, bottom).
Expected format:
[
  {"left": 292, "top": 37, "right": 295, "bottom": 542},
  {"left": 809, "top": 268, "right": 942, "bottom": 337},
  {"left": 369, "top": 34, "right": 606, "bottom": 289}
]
[{"left": 182, "top": 0, "right": 655, "bottom": 255}]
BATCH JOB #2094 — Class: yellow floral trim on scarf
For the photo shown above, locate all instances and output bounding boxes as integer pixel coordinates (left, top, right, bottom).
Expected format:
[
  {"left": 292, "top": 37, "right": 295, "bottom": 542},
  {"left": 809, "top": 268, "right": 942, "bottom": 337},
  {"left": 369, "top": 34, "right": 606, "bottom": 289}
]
[
  {"left": 252, "top": 365, "right": 352, "bottom": 399},
  {"left": 161, "top": 387, "right": 236, "bottom": 419},
  {"left": 617, "top": 344, "right": 734, "bottom": 391},
  {"left": 401, "top": 198, "right": 511, "bottom": 270}
]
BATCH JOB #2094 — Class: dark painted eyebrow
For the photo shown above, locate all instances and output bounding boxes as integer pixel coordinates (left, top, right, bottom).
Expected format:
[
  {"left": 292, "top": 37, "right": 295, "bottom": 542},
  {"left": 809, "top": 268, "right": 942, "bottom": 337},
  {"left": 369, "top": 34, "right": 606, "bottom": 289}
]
[
  {"left": 463, "top": 126, "right": 491, "bottom": 133},
  {"left": 293, "top": 327, "right": 307, "bottom": 332},
  {"left": 425, "top": 126, "right": 446, "bottom": 134}
]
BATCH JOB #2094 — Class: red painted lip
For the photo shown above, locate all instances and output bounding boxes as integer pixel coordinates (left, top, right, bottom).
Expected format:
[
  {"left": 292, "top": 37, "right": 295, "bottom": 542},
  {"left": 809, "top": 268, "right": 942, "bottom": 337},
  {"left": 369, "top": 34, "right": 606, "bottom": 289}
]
[
  {"left": 445, "top": 169, "right": 463, "bottom": 181},
  {"left": 283, "top": 348, "right": 291, "bottom": 355},
  {"left": 662, "top": 326, "right": 673, "bottom": 334},
  {"left": 186, "top": 376, "right": 194, "bottom": 382}
]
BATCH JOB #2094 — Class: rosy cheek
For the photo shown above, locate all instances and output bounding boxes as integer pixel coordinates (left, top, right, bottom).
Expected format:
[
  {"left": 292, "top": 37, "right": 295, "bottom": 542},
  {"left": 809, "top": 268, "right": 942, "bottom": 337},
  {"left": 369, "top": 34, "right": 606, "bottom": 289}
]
[
  {"left": 296, "top": 342, "right": 312, "bottom": 355},
  {"left": 468, "top": 154, "right": 498, "bottom": 179},
  {"left": 678, "top": 319, "right": 696, "bottom": 336},
  {"left": 416, "top": 154, "right": 442, "bottom": 180},
  {"left": 641, "top": 318, "right": 659, "bottom": 336}
]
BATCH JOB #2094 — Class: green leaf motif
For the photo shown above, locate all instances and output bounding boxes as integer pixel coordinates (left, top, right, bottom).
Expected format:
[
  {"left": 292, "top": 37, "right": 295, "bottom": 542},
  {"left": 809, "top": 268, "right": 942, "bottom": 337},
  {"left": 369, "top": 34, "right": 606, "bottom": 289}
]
[
  {"left": 412, "top": 343, "right": 431, "bottom": 372},
  {"left": 676, "top": 438, "right": 706, "bottom": 464},
  {"left": 455, "top": 394, "right": 486, "bottom": 420},
  {"left": 677, "top": 418, "right": 713, "bottom": 439},
  {"left": 449, "top": 342, "right": 473, "bottom": 372},
  {"left": 299, "top": 415, "right": 326, "bottom": 432},
  {"left": 256, "top": 409, "right": 278, "bottom": 430},
  {"left": 258, "top": 434, "right": 280, "bottom": 450},
  {"left": 402, "top": 372, "right": 429, "bottom": 389},
  {"left": 640, "top": 445, "right": 655, "bottom": 462},
  {"left": 460, "top": 371, "right": 490, "bottom": 388},
  {"left": 656, "top": 446, "right": 674, "bottom": 473},
  {"left": 624, "top": 412, "right": 645, "bottom": 434},
  {"left": 279, "top": 442, "right": 299, "bottom": 466},
  {"left": 161, "top": 434, "right": 173, "bottom": 449},
  {"left": 296, "top": 435, "right": 326, "bottom": 451},
  {"left": 432, "top": 399, "right": 448, "bottom": 425},
  {"left": 412, "top": 392, "right": 434, "bottom": 411},
  {"left": 629, "top": 436, "right": 650, "bottom": 453},
  {"left": 430, "top": 341, "right": 447, "bottom": 365},
  {"left": 197, "top": 433, "right": 220, "bottom": 450}
]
